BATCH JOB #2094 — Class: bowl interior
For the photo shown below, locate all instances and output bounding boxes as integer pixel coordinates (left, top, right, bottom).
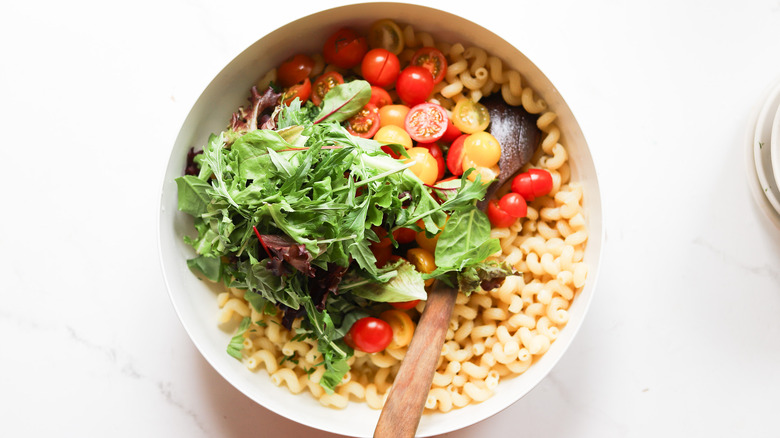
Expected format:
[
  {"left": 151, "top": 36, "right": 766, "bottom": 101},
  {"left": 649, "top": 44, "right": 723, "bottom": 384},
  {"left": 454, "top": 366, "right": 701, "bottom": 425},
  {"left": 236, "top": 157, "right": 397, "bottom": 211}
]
[{"left": 158, "top": 3, "right": 603, "bottom": 436}]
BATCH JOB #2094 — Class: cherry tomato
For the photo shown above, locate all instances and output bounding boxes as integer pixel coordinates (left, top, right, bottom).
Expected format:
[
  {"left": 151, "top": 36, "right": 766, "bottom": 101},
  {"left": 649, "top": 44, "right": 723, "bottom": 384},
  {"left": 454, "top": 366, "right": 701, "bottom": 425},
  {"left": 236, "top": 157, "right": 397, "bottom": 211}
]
[
  {"left": 372, "top": 243, "right": 393, "bottom": 268},
  {"left": 418, "top": 142, "right": 446, "bottom": 181},
  {"left": 345, "top": 317, "right": 393, "bottom": 353},
  {"left": 404, "top": 103, "right": 448, "bottom": 144},
  {"left": 361, "top": 48, "right": 401, "bottom": 88},
  {"left": 379, "top": 104, "right": 410, "bottom": 128},
  {"left": 311, "top": 72, "right": 344, "bottom": 106},
  {"left": 463, "top": 131, "right": 501, "bottom": 168},
  {"left": 410, "top": 47, "right": 448, "bottom": 84},
  {"left": 379, "top": 309, "right": 416, "bottom": 349},
  {"left": 367, "top": 19, "right": 405, "bottom": 55},
  {"left": 346, "top": 103, "right": 380, "bottom": 138},
  {"left": 396, "top": 66, "right": 435, "bottom": 106},
  {"left": 529, "top": 168, "right": 554, "bottom": 197},
  {"left": 323, "top": 27, "right": 368, "bottom": 69},
  {"left": 407, "top": 247, "right": 436, "bottom": 286},
  {"left": 451, "top": 98, "right": 490, "bottom": 134},
  {"left": 281, "top": 78, "right": 311, "bottom": 106},
  {"left": 277, "top": 54, "right": 315, "bottom": 88},
  {"left": 370, "top": 226, "right": 392, "bottom": 249},
  {"left": 498, "top": 192, "right": 527, "bottom": 218},
  {"left": 369, "top": 85, "right": 393, "bottom": 108},
  {"left": 511, "top": 172, "right": 535, "bottom": 201},
  {"left": 415, "top": 217, "right": 446, "bottom": 253},
  {"left": 374, "top": 125, "right": 413, "bottom": 150},
  {"left": 487, "top": 199, "right": 517, "bottom": 228},
  {"left": 404, "top": 147, "right": 438, "bottom": 185},
  {"left": 462, "top": 155, "right": 499, "bottom": 183},
  {"left": 440, "top": 118, "right": 462, "bottom": 143},
  {"left": 390, "top": 300, "right": 420, "bottom": 310},
  {"left": 392, "top": 227, "right": 417, "bottom": 244},
  {"left": 446, "top": 134, "right": 469, "bottom": 176}
]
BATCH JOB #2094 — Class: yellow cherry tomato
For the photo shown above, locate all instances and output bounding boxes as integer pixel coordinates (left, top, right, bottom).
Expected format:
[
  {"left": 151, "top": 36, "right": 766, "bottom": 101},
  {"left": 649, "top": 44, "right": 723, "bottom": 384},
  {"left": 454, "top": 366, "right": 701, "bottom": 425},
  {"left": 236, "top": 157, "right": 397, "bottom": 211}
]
[
  {"left": 462, "top": 155, "right": 500, "bottom": 183},
  {"left": 415, "top": 216, "right": 447, "bottom": 253},
  {"left": 451, "top": 99, "right": 490, "bottom": 134},
  {"left": 404, "top": 147, "right": 438, "bottom": 185},
  {"left": 373, "top": 125, "right": 413, "bottom": 149},
  {"left": 407, "top": 247, "right": 437, "bottom": 286},
  {"left": 463, "top": 131, "right": 501, "bottom": 167},
  {"left": 379, "top": 104, "right": 410, "bottom": 128},
  {"left": 379, "top": 309, "right": 416, "bottom": 349}
]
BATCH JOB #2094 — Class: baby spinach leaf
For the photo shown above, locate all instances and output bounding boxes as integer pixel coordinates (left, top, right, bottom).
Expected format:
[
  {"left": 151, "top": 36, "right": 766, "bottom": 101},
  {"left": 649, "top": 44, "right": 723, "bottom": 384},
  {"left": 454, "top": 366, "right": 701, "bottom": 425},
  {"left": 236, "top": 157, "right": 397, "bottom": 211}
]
[{"left": 175, "top": 175, "right": 211, "bottom": 216}]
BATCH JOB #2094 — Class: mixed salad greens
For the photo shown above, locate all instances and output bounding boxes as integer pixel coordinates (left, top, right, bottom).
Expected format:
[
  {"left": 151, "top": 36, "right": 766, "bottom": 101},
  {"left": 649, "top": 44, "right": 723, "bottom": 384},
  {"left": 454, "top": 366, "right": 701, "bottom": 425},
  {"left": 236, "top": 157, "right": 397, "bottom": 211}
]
[{"left": 176, "top": 79, "right": 511, "bottom": 393}]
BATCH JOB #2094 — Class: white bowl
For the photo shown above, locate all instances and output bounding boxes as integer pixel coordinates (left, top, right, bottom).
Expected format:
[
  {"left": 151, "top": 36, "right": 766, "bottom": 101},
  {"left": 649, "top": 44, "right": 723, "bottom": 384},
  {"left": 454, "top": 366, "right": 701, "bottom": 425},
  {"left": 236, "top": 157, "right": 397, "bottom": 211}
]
[
  {"left": 753, "top": 79, "right": 780, "bottom": 215},
  {"left": 157, "top": 3, "right": 603, "bottom": 436},
  {"left": 771, "top": 97, "right": 780, "bottom": 202}
]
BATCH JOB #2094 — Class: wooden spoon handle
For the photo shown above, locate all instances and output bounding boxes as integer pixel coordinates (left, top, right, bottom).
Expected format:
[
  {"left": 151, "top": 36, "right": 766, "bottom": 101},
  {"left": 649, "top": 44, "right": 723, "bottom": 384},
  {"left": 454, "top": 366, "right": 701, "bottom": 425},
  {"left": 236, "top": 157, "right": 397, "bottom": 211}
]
[{"left": 374, "top": 282, "right": 458, "bottom": 438}]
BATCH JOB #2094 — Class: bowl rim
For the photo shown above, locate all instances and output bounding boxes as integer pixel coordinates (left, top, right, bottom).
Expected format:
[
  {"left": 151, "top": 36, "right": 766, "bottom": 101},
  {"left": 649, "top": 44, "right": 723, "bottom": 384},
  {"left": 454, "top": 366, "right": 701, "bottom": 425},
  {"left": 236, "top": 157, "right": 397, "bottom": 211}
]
[{"left": 157, "top": 3, "right": 605, "bottom": 436}]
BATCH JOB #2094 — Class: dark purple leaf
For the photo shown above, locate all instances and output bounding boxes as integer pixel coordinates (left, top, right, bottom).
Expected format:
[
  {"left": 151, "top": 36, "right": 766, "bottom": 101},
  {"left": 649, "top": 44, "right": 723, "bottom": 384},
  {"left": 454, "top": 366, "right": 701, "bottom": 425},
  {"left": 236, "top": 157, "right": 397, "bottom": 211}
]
[
  {"left": 259, "top": 234, "right": 315, "bottom": 278},
  {"left": 230, "top": 86, "right": 282, "bottom": 134},
  {"left": 309, "top": 264, "right": 348, "bottom": 311}
]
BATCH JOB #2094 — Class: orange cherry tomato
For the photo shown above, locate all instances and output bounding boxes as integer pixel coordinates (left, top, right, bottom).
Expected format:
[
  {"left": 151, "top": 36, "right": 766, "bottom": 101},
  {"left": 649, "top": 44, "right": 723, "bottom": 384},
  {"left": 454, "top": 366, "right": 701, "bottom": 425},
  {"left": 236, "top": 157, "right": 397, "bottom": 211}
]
[
  {"left": 379, "top": 104, "right": 411, "bottom": 128},
  {"left": 418, "top": 142, "right": 446, "bottom": 181}
]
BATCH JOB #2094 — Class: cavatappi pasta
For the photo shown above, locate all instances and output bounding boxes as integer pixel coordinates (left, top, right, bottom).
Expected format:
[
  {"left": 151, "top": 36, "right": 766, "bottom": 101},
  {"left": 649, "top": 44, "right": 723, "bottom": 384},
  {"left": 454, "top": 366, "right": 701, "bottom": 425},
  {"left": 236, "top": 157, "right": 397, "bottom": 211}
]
[{"left": 222, "top": 20, "right": 588, "bottom": 412}]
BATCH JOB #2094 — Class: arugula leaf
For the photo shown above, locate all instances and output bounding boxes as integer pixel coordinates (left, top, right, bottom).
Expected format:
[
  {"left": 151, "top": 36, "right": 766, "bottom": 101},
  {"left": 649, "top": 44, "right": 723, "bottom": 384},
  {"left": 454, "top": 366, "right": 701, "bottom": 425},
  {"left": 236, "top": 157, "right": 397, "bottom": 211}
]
[
  {"left": 227, "top": 317, "right": 251, "bottom": 359},
  {"left": 314, "top": 80, "right": 372, "bottom": 124}
]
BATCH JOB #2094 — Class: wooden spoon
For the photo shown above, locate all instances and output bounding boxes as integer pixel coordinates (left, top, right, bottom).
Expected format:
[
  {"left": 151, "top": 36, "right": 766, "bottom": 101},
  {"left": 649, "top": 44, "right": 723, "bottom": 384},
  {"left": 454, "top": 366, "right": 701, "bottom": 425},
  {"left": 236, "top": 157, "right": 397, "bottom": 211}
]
[{"left": 374, "top": 97, "right": 542, "bottom": 438}]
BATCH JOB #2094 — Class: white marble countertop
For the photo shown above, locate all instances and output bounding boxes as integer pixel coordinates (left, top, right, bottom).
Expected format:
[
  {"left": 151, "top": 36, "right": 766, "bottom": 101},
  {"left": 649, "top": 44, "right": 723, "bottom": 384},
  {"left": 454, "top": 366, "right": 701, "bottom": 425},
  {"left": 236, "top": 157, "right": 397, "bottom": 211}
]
[{"left": 3, "top": 0, "right": 780, "bottom": 436}]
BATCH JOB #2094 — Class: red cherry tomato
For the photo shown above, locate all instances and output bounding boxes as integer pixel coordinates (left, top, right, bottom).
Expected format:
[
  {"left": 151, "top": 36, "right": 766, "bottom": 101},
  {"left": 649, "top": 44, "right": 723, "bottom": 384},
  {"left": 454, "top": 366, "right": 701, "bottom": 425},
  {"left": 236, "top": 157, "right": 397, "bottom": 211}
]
[
  {"left": 370, "top": 226, "right": 392, "bottom": 249},
  {"left": 345, "top": 103, "right": 381, "bottom": 138},
  {"left": 345, "top": 317, "right": 393, "bottom": 353},
  {"left": 404, "top": 103, "right": 448, "bottom": 144},
  {"left": 511, "top": 172, "right": 535, "bottom": 201},
  {"left": 392, "top": 227, "right": 417, "bottom": 244},
  {"left": 311, "top": 71, "right": 344, "bottom": 106},
  {"left": 390, "top": 300, "right": 420, "bottom": 310},
  {"left": 277, "top": 54, "right": 315, "bottom": 88},
  {"left": 396, "top": 66, "right": 434, "bottom": 106},
  {"left": 281, "top": 78, "right": 311, "bottom": 106},
  {"left": 369, "top": 85, "right": 393, "bottom": 108},
  {"left": 440, "top": 118, "right": 462, "bottom": 143},
  {"left": 323, "top": 28, "right": 368, "bottom": 69},
  {"left": 361, "top": 48, "right": 401, "bottom": 87},
  {"left": 498, "top": 192, "right": 527, "bottom": 218},
  {"left": 410, "top": 47, "right": 448, "bottom": 84},
  {"left": 529, "top": 168, "right": 553, "bottom": 197},
  {"left": 446, "top": 134, "right": 469, "bottom": 176},
  {"left": 372, "top": 243, "right": 393, "bottom": 268},
  {"left": 487, "top": 199, "right": 517, "bottom": 228},
  {"left": 418, "top": 142, "right": 446, "bottom": 181}
]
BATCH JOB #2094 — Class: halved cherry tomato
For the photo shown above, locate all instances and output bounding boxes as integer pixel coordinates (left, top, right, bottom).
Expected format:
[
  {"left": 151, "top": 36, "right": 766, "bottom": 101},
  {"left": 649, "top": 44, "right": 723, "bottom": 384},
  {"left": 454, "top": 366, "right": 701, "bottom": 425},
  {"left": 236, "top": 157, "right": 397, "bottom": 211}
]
[
  {"left": 499, "top": 192, "right": 527, "bottom": 218},
  {"left": 390, "top": 300, "right": 420, "bottom": 310},
  {"left": 361, "top": 48, "right": 401, "bottom": 88},
  {"left": 451, "top": 98, "right": 490, "bottom": 134},
  {"left": 323, "top": 28, "right": 368, "bottom": 69},
  {"left": 418, "top": 142, "right": 446, "bottom": 181},
  {"left": 396, "top": 66, "right": 434, "bottom": 106},
  {"left": 311, "top": 71, "right": 344, "bottom": 106},
  {"left": 487, "top": 199, "right": 517, "bottom": 228},
  {"left": 440, "top": 118, "right": 462, "bottom": 143},
  {"left": 446, "top": 134, "right": 469, "bottom": 176},
  {"left": 374, "top": 125, "right": 413, "bottom": 150},
  {"left": 345, "top": 317, "right": 393, "bottom": 353},
  {"left": 379, "top": 104, "right": 410, "bottom": 128},
  {"left": 404, "top": 103, "right": 448, "bottom": 144},
  {"left": 392, "top": 227, "right": 417, "bottom": 244},
  {"left": 529, "top": 168, "right": 554, "bottom": 197},
  {"left": 404, "top": 147, "right": 438, "bottom": 185},
  {"left": 281, "top": 78, "right": 311, "bottom": 106},
  {"left": 346, "top": 103, "right": 380, "bottom": 138},
  {"left": 367, "top": 19, "right": 404, "bottom": 55},
  {"left": 379, "top": 309, "right": 416, "bottom": 349},
  {"left": 410, "top": 47, "right": 448, "bottom": 84},
  {"left": 277, "top": 54, "right": 315, "bottom": 88},
  {"left": 463, "top": 131, "right": 501, "bottom": 168},
  {"left": 369, "top": 85, "right": 393, "bottom": 108}
]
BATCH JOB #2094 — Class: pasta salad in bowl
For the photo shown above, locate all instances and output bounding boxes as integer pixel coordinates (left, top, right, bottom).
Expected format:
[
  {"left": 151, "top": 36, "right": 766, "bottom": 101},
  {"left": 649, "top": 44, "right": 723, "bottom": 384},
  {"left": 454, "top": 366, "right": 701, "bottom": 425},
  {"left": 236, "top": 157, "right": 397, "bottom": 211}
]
[{"left": 157, "top": 3, "right": 603, "bottom": 436}]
